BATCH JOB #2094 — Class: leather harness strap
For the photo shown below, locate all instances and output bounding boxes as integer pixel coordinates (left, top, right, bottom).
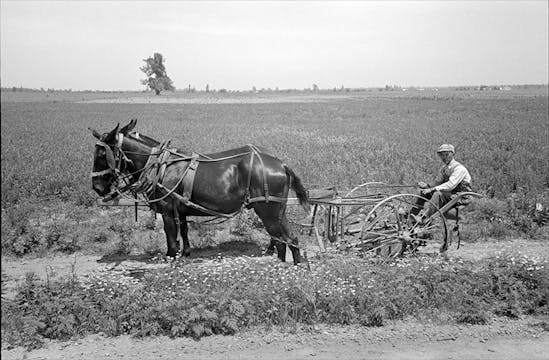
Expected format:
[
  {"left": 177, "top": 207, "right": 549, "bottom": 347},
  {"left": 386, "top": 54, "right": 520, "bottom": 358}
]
[
  {"left": 182, "top": 153, "right": 200, "bottom": 201},
  {"left": 244, "top": 146, "right": 255, "bottom": 205},
  {"left": 151, "top": 144, "right": 172, "bottom": 192},
  {"left": 90, "top": 141, "right": 117, "bottom": 177},
  {"left": 90, "top": 137, "right": 132, "bottom": 178},
  {"left": 246, "top": 196, "right": 288, "bottom": 204},
  {"left": 249, "top": 144, "right": 270, "bottom": 203},
  {"left": 243, "top": 144, "right": 283, "bottom": 206},
  {"left": 157, "top": 144, "right": 287, "bottom": 215},
  {"left": 108, "top": 140, "right": 288, "bottom": 218},
  {"left": 157, "top": 182, "right": 239, "bottom": 218}
]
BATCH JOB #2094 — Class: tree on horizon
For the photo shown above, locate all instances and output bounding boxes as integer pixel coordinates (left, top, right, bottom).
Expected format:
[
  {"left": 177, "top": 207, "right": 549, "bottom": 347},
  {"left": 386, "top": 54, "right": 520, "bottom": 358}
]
[{"left": 140, "top": 53, "right": 175, "bottom": 95}]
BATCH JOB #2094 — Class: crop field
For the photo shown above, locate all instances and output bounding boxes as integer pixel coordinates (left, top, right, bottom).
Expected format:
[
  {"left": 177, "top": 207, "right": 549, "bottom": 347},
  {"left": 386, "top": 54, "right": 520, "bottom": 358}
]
[
  {"left": 1, "top": 88, "right": 549, "bottom": 351},
  {"left": 2, "top": 88, "right": 548, "bottom": 247},
  {"left": 3, "top": 89, "right": 549, "bottom": 201}
]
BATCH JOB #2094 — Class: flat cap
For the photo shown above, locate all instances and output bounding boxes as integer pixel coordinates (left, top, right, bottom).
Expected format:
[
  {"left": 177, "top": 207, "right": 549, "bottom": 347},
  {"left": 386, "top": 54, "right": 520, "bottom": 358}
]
[{"left": 437, "top": 144, "right": 455, "bottom": 153}]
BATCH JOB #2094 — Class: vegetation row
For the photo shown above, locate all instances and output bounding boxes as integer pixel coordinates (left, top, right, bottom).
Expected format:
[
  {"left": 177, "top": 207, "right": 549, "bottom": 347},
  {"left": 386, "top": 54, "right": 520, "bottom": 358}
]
[{"left": 2, "top": 252, "right": 548, "bottom": 350}]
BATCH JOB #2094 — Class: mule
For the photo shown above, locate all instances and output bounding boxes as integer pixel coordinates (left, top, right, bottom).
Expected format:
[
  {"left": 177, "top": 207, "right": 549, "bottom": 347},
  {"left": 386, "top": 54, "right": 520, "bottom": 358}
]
[{"left": 90, "top": 119, "right": 309, "bottom": 264}]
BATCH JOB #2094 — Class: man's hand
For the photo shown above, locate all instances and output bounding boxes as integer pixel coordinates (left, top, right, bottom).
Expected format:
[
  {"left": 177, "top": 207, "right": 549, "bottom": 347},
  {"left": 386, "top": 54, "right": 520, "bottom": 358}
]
[
  {"left": 421, "top": 188, "right": 435, "bottom": 196},
  {"left": 417, "top": 181, "right": 429, "bottom": 189}
]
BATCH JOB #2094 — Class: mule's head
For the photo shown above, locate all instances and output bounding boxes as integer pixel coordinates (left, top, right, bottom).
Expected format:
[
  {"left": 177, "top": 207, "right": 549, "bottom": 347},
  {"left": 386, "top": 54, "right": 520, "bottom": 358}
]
[{"left": 89, "top": 119, "right": 137, "bottom": 197}]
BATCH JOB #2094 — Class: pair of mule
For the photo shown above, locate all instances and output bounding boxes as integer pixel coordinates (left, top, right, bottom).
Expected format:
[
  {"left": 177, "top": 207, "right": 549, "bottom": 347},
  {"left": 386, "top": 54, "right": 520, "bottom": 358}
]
[{"left": 90, "top": 119, "right": 309, "bottom": 264}]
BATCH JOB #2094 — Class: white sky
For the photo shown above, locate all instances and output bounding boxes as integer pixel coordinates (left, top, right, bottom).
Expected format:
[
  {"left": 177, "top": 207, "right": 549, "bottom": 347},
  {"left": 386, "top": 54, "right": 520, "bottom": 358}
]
[{"left": 1, "top": 0, "right": 547, "bottom": 91}]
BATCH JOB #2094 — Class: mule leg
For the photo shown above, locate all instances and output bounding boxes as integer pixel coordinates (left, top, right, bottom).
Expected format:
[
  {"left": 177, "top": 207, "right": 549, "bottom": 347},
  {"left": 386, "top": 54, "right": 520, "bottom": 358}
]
[
  {"left": 253, "top": 204, "right": 286, "bottom": 262},
  {"left": 254, "top": 204, "right": 300, "bottom": 264},
  {"left": 179, "top": 215, "right": 191, "bottom": 257},
  {"left": 274, "top": 239, "right": 286, "bottom": 262},
  {"left": 280, "top": 214, "right": 301, "bottom": 264},
  {"left": 162, "top": 214, "right": 179, "bottom": 258},
  {"left": 261, "top": 219, "right": 287, "bottom": 262},
  {"left": 265, "top": 238, "right": 276, "bottom": 256}
]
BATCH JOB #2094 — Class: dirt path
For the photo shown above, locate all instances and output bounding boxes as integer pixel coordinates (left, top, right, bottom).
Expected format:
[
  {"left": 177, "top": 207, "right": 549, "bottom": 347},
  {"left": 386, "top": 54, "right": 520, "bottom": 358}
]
[
  {"left": 2, "top": 319, "right": 548, "bottom": 360},
  {"left": 2, "top": 239, "right": 547, "bottom": 292}
]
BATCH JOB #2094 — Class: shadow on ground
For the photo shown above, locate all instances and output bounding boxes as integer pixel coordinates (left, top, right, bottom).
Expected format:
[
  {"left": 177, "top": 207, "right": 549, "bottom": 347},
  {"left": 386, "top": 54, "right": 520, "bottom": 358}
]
[
  {"left": 96, "top": 240, "right": 265, "bottom": 265},
  {"left": 187, "top": 240, "right": 264, "bottom": 259}
]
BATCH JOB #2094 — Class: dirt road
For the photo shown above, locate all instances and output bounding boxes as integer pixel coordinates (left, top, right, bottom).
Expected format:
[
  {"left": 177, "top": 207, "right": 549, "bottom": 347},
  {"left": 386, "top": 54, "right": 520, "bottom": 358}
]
[{"left": 2, "top": 319, "right": 548, "bottom": 360}]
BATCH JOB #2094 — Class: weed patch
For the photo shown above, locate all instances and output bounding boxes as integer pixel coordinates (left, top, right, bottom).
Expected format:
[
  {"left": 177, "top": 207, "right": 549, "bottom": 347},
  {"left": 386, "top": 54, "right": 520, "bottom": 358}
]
[{"left": 2, "top": 252, "right": 547, "bottom": 349}]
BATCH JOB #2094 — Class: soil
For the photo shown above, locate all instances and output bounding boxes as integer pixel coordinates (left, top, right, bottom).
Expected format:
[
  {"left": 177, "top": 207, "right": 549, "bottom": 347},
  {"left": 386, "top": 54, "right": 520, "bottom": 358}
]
[
  {"left": 1, "top": 320, "right": 548, "bottom": 360},
  {"left": 2, "top": 239, "right": 549, "bottom": 359}
]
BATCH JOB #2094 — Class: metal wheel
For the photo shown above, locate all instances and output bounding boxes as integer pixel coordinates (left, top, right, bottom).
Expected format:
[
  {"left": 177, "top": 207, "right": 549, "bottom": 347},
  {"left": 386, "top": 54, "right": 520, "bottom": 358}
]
[
  {"left": 359, "top": 194, "right": 448, "bottom": 259},
  {"left": 341, "top": 182, "right": 388, "bottom": 236}
]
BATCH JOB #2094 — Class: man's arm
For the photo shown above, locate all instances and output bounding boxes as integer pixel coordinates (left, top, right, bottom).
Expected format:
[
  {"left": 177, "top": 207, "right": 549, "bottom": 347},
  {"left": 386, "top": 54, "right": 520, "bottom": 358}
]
[{"left": 433, "top": 165, "right": 468, "bottom": 192}]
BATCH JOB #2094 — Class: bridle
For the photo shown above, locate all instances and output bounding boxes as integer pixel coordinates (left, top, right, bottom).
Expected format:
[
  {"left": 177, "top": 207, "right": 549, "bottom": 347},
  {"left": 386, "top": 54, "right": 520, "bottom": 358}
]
[
  {"left": 90, "top": 132, "right": 163, "bottom": 200},
  {"left": 90, "top": 133, "right": 127, "bottom": 178}
]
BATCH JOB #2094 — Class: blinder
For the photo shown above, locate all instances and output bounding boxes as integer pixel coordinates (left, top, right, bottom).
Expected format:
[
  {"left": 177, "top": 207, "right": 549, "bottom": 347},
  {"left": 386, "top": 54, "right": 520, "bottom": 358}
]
[{"left": 90, "top": 140, "right": 118, "bottom": 178}]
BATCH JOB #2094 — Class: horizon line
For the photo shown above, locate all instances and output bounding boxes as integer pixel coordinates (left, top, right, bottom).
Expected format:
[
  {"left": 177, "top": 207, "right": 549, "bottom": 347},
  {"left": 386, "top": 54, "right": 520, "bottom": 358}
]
[{"left": 2, "top": 83, "right": 548, "bottom": 93}]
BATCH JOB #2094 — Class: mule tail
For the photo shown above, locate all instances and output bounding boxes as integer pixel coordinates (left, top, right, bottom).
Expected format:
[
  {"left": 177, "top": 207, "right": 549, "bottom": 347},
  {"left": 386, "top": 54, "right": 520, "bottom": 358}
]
[{"left": 284, "top": 164, "right": 310, "bottom": 213}]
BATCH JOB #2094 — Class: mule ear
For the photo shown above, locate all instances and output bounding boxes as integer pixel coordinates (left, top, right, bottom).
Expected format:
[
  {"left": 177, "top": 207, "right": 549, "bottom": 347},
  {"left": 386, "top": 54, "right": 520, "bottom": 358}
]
[
  {"left": 104, "top": 123, "right": 119, "bottom": 143},
  {"left": 120, "top": 118, "right": 137, "bottom": 134},
  {"left": 89, "top": 127, "right": 102, "bottom": 139}
]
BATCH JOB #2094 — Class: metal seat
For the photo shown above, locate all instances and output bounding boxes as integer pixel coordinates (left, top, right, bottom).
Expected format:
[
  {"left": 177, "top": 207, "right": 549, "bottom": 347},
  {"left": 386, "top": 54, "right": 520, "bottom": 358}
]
[{"left": 440, "top": 192, "right": 483, "bottom": 248}]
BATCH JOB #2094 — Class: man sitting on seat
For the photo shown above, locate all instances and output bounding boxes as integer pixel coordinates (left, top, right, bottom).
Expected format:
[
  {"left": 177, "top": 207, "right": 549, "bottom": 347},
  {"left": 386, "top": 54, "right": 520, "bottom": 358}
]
[{"left": 415, "top": 144, "right": 472, "bottom": 222}]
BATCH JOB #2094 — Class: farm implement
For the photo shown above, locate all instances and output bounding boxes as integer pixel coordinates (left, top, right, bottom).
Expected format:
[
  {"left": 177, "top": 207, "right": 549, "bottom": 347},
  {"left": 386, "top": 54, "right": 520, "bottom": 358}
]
[
  {"left": 289, "top": 183, "right": 483, "bottom": 259},
  {"left": 99, "top": 181, "right": 483, "bottom": 260}
]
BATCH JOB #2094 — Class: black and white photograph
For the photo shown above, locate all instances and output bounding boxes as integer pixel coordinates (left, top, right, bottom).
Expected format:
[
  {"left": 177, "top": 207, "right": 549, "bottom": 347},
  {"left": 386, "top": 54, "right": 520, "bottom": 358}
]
[{"left": 1, "top": 1, "right": 548, "bottom": 359}]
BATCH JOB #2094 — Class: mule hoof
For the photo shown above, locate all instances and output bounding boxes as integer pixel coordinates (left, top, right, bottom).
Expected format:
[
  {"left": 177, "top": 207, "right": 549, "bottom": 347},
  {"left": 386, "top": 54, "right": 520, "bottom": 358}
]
[
  {"left": 264, "top": 248, "right": 275, "bottom": 256},
  {"left": 166, "top": 249, "right": 180, "bottom": 257}
]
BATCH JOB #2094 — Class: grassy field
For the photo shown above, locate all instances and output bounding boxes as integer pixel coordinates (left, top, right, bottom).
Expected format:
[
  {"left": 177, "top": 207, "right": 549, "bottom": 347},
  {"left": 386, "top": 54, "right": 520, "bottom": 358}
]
[
  {"left": 1, "top": 88, "right": 548, "bottom": 349},
  {"left": 2, "top": 88, "right": 548, "bottom": 254},
  {"left": 2, "top": 88, "right": 548, "bottom": 198}
]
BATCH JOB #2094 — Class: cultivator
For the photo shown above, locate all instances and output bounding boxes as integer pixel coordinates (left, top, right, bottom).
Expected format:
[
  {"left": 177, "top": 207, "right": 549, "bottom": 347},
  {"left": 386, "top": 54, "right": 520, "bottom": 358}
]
[
  {"left": 288, "top": 182, "right": 483, "bottom": 259},
  {"left": 99, "top": 181, "right": 482, "bottom": 260}
]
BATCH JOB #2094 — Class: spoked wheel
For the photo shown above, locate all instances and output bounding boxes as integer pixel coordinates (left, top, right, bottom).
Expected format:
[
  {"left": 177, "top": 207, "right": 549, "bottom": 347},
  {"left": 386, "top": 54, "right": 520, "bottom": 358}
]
[
  {"left": 359, "top": 194, "right": 448, "bottom": 259},
  {"left": 342, "top": 182, "right": 389, "bottom": 236}
]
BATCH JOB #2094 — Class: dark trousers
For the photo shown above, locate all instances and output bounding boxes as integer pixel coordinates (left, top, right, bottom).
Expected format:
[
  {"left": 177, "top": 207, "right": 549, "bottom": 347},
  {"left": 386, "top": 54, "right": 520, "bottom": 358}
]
[{"left": 414, "top": 190, "right": 454, "bottom": 219}]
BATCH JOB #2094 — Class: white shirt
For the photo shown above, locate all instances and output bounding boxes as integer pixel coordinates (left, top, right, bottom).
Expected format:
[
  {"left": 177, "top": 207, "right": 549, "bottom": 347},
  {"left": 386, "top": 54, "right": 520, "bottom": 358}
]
[{"left": 433, "top": 159, "right": 471, "bottom": 192}]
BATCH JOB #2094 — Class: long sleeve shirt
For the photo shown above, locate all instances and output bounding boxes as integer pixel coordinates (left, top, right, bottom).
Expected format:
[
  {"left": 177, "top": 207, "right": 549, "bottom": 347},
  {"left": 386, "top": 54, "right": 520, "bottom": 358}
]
[{"left": 433, "top": 159, "right": 471, "bottom": 192}]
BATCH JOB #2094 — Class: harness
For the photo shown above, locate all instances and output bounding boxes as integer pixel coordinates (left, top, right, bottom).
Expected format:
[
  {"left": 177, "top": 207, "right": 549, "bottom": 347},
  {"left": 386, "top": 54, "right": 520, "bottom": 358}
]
[
  {"left": 243, "top": 145, "right": 289, "bottom": 206},
  {"left": 90, "top": 134, "right": 131, "bottom": 178},
  {"left": 93, "top": 137, "right": 289, "bottom": 219}
]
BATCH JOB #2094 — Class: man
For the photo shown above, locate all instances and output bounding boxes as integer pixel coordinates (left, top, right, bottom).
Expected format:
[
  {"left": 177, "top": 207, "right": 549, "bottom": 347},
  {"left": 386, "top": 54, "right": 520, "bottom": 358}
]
[{"left": 415, "top": 144, "right": 472, "bottom": 221}]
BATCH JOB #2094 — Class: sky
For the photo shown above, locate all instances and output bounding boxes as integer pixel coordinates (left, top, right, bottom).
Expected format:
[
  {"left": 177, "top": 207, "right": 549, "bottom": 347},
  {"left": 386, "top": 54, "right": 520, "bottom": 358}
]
[{"left": 1, "top": 0, "right": 547, "bottom": 91}]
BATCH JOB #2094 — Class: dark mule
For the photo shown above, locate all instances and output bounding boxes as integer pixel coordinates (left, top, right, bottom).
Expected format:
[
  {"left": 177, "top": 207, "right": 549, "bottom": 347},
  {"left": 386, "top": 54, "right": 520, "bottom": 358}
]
[{"left": 90, "top": 119, "right": 309, "bottom": 264}]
